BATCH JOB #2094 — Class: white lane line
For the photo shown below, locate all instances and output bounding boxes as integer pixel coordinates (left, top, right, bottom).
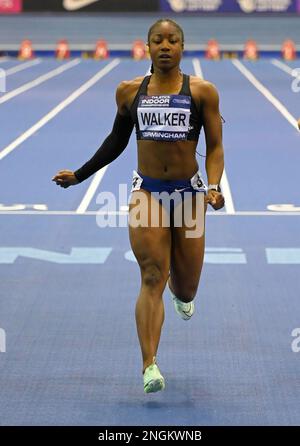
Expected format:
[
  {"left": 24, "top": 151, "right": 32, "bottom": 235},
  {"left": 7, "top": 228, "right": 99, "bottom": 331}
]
[
  {"left": 0, "top": 59, "right": 81, "bottom": 105},
  {"left": 0, "top": 211, "right": 300, "bottom": 216},
  {"left": 219, "top": 170, "right": 235, "bottom": 214},
  {"left": 193, "top": 58, "right": 236, "bottom": 214},
  {"left": 5, "top": 59, "right": 41, "bottom": 76},
  {"left": 271, "top": 59, "right": 298, "bottom": 76},
  {"left": 232, "top": 59, "right": 299, "bottom": 130},
  {"left": 192, "top": 58, "right": 204, "bottom": 79},
  {"left": 76, "top": 166, "right": 108, "bottom": 214},
  {"left": 0, "top": 58, "right": 121, "bottom": 162}
]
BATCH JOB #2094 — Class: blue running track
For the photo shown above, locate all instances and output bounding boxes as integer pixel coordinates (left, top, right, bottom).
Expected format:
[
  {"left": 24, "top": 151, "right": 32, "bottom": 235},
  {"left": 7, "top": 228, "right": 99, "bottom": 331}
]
[{"left": 0, "top": 57, "right": 299, "bottom": 426}]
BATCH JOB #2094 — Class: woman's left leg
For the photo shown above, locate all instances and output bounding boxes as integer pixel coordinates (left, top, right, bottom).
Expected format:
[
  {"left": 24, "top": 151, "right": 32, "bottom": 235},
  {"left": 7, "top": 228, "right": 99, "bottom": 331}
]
[{"left": 169, "top": 193, "right": 207, "bottom": 304}]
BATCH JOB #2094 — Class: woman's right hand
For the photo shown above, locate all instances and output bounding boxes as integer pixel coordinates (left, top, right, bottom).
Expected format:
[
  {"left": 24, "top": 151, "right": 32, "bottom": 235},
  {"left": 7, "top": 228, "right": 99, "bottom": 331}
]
[{"left": 52, "top": 170, "right": 79, "bottom": 188}]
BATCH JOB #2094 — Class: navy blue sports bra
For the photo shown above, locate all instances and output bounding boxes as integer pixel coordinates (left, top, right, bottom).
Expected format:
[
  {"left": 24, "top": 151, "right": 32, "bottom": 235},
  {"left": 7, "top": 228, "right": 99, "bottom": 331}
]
[{"left": 130, "top": 74, "right": 202, "bottom": 142}]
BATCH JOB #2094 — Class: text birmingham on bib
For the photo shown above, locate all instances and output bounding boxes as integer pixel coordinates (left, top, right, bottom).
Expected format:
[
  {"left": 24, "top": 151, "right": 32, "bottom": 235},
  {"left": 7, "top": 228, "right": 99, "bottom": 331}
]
[{"left": 137, "top": 94, "right": 192, "bottom": 141}]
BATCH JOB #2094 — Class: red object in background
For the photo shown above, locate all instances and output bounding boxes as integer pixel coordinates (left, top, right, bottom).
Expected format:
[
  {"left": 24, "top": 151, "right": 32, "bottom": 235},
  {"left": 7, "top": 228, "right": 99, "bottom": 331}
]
[
  {"left": 56, "top": 40, "right": 70, "bottom": 59},
  {"left": 205, "top": 40, "right": 220, "bottom": 60},
  {"left": 94, "top": 40, "right": 109, "bottom": 59},
  {"left": 244, "top": 40, "right": 259, "bottom": 60},
  {"left": 132, "top": 40, "right": 146, "bottom": 60},
  {"left": 0, "top": 0, "right": 22, "bottom": 13},
  {"left": 19, "top": 39, "right": 34, "bottom": 59},
  {"left": 282, "top": 40, "right": 297, "bottom": 60}
]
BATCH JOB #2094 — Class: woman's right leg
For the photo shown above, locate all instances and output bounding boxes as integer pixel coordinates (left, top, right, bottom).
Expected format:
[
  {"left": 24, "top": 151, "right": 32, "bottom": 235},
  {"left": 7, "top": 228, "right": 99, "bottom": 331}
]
[{"left": 129, "top": 190, "right": 171, "bottom": 373}]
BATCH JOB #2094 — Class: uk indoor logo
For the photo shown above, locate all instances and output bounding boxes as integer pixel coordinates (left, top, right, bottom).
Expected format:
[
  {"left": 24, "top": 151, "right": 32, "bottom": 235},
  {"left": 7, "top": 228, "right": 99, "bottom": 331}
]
[
  {"left": 238, "top": 0, "right": 292, "bottom": 13},
  {"left": 161, "top": 0, "right": 296, "bottom": 12},
  {"left": 162, "top": 0, "right": 222, "bottom": 12},
  {"left": 141, "top": 96, "right": 170, "bottom": 106}
]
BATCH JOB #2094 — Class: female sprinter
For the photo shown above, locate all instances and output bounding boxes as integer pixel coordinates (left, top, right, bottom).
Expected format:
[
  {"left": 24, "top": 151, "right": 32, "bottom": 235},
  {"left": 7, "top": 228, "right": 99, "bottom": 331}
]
[{"left": 52, "top": 18, "right": 225, "bottom": 394}]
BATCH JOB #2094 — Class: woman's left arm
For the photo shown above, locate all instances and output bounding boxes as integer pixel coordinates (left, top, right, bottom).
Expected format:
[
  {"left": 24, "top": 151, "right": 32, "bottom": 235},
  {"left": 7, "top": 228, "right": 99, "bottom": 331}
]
[{"left": 202, "top": 82, "right": 225, "bottom": 210}]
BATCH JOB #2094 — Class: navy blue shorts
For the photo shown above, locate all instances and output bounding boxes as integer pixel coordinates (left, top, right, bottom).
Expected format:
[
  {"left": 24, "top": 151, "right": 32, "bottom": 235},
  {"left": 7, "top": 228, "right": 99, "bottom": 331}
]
[
  {"left": 130, "top": 170, "right": 207, "bottom": 220},
  {"left": 129, "top": 171, "right": 207, "bottom": 229},
  {"left": 131, "top": 170, "right": 207, "bottom": 197}
]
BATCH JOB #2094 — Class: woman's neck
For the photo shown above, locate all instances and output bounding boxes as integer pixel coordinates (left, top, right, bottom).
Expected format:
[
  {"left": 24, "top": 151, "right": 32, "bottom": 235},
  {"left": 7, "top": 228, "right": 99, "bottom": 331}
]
[{"left": 152, "top": 67, "right": 182, "bottom": 85}]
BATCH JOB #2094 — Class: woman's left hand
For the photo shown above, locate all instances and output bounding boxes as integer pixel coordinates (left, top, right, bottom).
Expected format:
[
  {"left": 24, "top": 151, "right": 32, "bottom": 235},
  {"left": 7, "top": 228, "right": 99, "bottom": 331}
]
[{"left": 205, "top": 190, "right": 225, "bottom": 210}]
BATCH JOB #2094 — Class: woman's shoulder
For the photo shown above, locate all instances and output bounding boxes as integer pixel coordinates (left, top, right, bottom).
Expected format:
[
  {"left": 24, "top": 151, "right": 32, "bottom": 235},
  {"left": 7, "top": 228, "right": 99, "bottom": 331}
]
[
  {"left": 189, "top": 75, "right": 219, "bottom": 103},
  {"left": 116, "top": 76, "right": 146, "bottom": 97},
  {"left": 116, "top": 76, "right": 147, "bottom": 112},
  {"left": 189, "top": 75, "right": 218, "bottom": 91}
]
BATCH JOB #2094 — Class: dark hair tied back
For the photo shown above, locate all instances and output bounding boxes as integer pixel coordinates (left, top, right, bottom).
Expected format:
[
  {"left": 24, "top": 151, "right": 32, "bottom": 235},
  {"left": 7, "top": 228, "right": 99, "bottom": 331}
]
[{"left": 147, "top": 19, "right": 184, "bottom": 75}]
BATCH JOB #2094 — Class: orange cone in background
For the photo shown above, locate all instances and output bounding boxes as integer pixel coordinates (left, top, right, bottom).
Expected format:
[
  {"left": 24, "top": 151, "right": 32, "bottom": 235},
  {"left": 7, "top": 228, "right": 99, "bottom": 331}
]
[
  {"left": 55, "top": 40, "right": 70, "bottom": 59},
  {"left": 19, "top": 40, "right": 34, "bottom": 60},
  {"left": 132, "top": 40, "right": 146, "bottom": 60},
  {"left": 282, "top": 40, "right": 296, "bottom": 61},
  {"left": 94, "top": 40, "right": 109, "bottom": 59},
  {"left": 244, "top": 40, "right": 259, "bottom": 60},
  {"left": 205, "top": 40, "right": 220, "bottom": 60}
]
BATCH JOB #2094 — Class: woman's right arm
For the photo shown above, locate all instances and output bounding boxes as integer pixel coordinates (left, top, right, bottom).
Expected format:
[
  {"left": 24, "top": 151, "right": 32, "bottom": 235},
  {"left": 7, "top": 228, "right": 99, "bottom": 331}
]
[{"left": 52, "top": 81, "right": 134, "bottom": 188}]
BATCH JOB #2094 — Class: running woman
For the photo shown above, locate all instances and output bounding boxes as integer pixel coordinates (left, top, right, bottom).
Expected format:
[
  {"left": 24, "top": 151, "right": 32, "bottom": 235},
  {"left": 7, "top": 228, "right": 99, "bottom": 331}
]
[{"left": 52, "top": 18, "right": 225, "bottom": 393}]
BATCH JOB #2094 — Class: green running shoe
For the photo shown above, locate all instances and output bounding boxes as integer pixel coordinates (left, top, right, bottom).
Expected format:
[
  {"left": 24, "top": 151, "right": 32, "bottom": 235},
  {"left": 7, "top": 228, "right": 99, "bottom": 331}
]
[{"left": 143, "top": 359, "right": 165, "bottom": 394}]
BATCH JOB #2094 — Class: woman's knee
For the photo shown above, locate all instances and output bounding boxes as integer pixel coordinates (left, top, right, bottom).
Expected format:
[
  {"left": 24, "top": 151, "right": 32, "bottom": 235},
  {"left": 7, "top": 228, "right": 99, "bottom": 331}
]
[{"left": 141, "top": 262, "right": 168, "bottom": 290}]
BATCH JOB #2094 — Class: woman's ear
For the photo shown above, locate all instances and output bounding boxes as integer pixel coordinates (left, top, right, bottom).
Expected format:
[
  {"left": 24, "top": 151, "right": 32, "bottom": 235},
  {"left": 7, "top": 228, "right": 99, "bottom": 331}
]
[{"left": 146, "top": 43, "right": 150, "bottom": 60}]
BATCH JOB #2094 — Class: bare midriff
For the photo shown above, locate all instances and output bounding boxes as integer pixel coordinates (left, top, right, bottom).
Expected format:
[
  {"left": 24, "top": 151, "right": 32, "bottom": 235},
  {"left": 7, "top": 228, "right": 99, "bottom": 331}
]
[{"left": 136, "top": 139, "right": 199, "bottom": 180}]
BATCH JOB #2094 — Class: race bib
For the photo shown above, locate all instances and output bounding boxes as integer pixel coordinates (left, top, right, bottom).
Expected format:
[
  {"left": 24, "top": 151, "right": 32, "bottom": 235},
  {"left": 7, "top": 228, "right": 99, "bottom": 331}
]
[{"left": 137, "top": 94, "right": 191, "bottom": 141}]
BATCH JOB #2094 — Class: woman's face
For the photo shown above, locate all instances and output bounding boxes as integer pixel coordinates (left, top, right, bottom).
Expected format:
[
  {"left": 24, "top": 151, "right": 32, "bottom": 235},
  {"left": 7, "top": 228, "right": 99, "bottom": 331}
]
[{"left": 148, "top": 22, "right": 183, "bottom": 72}]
